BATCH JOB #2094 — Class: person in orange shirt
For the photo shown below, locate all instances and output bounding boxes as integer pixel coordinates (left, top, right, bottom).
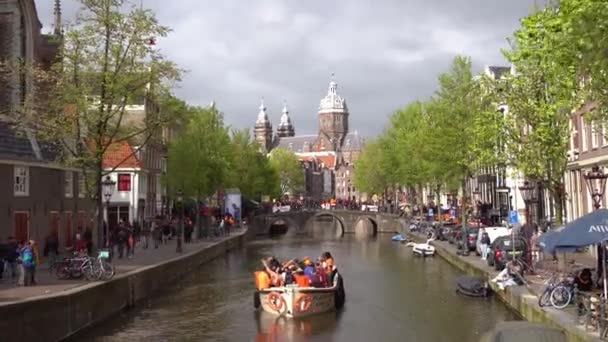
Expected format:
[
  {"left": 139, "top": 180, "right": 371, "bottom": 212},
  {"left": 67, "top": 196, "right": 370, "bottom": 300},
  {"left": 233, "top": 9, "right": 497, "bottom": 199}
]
[
  {"left": 254, "top": 267, "right": 271, "bottom": 290},
  {"left": 293, "top": 268, "right": 310, "bottom": 287}
]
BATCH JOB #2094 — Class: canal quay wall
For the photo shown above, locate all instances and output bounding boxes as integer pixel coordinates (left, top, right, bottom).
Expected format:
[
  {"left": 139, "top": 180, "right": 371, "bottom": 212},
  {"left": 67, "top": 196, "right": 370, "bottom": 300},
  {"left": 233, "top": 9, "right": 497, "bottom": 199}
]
[
  {"left": 0, "top": 230, "right": 255, "bottom": 342},
  {"left": 407, "top": 233, "right": 598, "bottom": 342}
]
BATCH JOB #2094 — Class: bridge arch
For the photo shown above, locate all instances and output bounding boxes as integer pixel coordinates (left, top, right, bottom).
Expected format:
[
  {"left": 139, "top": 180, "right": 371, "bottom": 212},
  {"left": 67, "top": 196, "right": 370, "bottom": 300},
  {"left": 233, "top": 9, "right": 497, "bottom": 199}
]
[
  {"left": 354, "top": 216, "right": 378, "bottom": 237},
  {"left": 303, "top": 212, "right": 346, "bottom": 237},
  {"left": 267, "top": 216, "right": 301, "bottom": 236}
]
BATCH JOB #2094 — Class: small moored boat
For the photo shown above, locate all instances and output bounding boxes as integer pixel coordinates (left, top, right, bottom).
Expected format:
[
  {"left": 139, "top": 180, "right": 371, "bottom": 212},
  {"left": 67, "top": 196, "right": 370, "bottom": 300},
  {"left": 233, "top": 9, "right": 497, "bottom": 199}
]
[
  {"left": 456, "top": 276, "right": 490, "bottom": 297},
  {"left": 255, "top": 273, "right": 345, "bottom": 318},
  {"left": 412, "top": 243, "right": 435, "bottom": 257},
  {"left": 392, "top": 234, "right": 407, "bottom": 242},
  {"left": 412, "top": 238, "right": 436, "bottom": 257}
]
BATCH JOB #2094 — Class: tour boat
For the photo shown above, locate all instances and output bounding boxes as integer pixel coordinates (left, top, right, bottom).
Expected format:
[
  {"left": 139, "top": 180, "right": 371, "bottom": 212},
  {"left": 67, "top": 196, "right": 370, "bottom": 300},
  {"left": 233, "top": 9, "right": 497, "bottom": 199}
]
[{"left": 254, "top": 273, "right": 345, "bottom": 318}]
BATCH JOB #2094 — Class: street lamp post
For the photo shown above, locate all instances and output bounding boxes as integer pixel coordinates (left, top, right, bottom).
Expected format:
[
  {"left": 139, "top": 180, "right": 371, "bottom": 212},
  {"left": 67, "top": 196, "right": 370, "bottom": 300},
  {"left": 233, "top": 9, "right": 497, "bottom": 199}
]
[
  {"left": 101, "top": 175, "right": 116, "bottom": 249},
  {"left": 176, "top": 189, "right": 184, "bottom": 253},
  {"left": 518, "top": 181, "right": 538, "bottom": 224},
  {"left": 473, "top": 188, "right": 481, "bottom": 223},
  {"left": 583, "top": 165, "right": 608, "bottom": 283},
  {"left": 584, "top": 165, "right": 608, "bottom": 210}
]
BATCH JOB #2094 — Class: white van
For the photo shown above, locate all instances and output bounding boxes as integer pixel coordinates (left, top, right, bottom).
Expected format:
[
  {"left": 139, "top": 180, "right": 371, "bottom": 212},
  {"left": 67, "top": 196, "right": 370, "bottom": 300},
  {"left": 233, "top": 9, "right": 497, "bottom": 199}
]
[{"left": 476, "top": 226, "right": 512, "bottom": 256}]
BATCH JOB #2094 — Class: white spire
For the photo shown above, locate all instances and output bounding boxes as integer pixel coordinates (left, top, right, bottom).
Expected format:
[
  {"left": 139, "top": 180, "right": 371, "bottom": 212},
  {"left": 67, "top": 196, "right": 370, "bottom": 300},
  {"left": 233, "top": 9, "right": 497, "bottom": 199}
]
[
  {"left": 328, "top": 72, "right": 338, "bottom": 95},
  {"left": 256, "top": 97, "right": 268, "bottom": 124},
  {"left": 279, "top": 100, "right": 291, "bottom": 126}
]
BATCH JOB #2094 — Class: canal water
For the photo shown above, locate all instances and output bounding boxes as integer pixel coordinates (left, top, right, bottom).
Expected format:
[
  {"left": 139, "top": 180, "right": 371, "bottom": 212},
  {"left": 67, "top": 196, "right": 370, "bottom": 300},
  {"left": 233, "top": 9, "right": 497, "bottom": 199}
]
[{"left": 79, "top": 222, "right": 519, "bottom": 342}]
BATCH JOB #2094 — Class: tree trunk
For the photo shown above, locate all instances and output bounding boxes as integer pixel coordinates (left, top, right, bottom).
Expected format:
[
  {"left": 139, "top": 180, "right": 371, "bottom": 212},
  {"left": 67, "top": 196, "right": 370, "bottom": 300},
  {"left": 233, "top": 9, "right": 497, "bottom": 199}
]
[
  {"left": 553, "top": 183, "right": 564, "bottom": 225},
  {"left": 96, "top": 160, "right": 104, "bottom": 249}
]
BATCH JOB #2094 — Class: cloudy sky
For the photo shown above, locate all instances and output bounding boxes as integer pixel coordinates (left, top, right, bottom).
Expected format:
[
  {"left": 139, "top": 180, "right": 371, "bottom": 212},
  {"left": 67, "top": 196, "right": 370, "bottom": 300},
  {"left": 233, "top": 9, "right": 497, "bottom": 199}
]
[{"left": 35, "top": 0, "right": 538, "bottom": 137}]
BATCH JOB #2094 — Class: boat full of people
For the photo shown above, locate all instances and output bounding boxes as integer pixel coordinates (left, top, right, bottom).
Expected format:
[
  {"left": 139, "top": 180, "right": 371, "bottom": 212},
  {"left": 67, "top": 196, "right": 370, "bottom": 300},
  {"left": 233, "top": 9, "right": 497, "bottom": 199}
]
[{"left": 253, "top": 252, "right": 345, "bottom": 318}]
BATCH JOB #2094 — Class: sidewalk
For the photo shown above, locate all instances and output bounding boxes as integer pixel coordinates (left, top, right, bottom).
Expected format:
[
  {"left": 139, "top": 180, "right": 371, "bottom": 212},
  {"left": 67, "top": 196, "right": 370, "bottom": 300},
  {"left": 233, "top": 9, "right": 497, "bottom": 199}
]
[
  {"left": 0, "top": 229, "right": 244, "bottom": 304},
  {"left": 409, "top": 232, "right": 601, "bottom": 342}
]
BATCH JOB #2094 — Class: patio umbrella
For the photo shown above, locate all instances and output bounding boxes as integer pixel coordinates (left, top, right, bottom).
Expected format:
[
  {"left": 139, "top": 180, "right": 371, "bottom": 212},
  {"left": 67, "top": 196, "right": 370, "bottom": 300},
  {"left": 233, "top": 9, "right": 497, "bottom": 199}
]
[
  {"left": 537, "top": 226, "right": 566, "bottom": 253},
  {"left": 550, "top": 209, "right": 608, "bottom": 250}
]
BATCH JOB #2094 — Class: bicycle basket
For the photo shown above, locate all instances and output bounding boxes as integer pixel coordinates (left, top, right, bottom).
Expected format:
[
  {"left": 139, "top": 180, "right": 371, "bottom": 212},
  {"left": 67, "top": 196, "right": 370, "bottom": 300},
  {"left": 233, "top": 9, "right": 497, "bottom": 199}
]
[{"left": 99, "top": 249, "right": 110, "bottom": 259}]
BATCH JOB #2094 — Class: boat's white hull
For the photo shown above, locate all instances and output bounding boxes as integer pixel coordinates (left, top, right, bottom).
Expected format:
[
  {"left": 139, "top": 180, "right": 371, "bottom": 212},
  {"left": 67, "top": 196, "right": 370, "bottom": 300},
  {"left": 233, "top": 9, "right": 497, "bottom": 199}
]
[
  {"left": 413, "top": 244, "right": 435, "bottom": 257},
  {"left": 259, "top": 286, "right": 337, "bottom": 318}
]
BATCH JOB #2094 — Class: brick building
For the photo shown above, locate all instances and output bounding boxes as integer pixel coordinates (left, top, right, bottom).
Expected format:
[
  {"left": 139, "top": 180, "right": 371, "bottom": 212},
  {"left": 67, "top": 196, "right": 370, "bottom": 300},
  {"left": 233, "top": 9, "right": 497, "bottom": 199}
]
[
  {"left": 0, "top": 1, "right": 94, "bottom": 245},
  {"left": 254, "top": 75, "right": 364, "bottom": 201}
]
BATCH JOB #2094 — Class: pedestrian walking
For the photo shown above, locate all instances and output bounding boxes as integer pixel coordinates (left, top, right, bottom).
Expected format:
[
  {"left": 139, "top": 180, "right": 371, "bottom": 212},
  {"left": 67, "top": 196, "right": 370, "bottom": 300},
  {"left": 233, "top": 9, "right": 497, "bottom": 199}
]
[
  {"left": 480, "top": 228, "right": 490, "bottom": 260},
  {"left": 44, "top": 232, "right": 59, "bottom": 270}
]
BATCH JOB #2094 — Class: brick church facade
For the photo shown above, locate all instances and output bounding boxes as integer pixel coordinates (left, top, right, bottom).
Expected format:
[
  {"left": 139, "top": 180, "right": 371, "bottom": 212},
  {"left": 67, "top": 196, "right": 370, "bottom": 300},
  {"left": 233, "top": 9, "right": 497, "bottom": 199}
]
[{"left": 254, "top": 76, "right": 363, "bottom": 201}]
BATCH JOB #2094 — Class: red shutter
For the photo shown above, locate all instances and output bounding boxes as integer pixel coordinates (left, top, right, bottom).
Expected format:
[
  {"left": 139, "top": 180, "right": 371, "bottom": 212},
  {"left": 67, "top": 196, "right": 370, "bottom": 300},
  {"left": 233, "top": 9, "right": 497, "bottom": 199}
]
[
  {"left": 14, "top": 212, "right": 28, "bottom": 243},
  {"left": 118, "top": 174, "right": 131, "bottom": 191},
  {"left": 64, "top": 212, "right": 73, "bottom": 247}
]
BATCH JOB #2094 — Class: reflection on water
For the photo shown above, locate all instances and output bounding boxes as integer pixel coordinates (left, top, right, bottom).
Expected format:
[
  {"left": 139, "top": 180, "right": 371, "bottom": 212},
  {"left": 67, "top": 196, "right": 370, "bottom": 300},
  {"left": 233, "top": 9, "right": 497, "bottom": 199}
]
[
  {"left": 254, "top": 310, "right": 340, "bottom": 342},
  {"left": 78, "top": 227, "right": 519, "bottom": 342}
]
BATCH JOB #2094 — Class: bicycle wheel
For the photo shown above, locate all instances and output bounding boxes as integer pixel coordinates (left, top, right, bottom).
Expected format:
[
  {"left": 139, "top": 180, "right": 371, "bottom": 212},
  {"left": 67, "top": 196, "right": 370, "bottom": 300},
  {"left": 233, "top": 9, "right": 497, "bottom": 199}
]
[
  {"left": 54, "top": 263, "right": 70, "bottom": 280},
  {"left": 538, "top": 288, "right": 552, "bottom": 307},
  {"left": 550, "top": 285, "right": 572, "bottom": 309},
  {"left": 101, "top": 261, "right": 115, "bottom": 280}
]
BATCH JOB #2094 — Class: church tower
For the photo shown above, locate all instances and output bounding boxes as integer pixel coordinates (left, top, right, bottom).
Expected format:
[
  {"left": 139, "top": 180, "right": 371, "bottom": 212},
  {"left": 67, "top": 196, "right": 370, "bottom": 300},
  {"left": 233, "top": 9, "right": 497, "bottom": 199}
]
[
  {"left": 317, "top": 74, "right": 349, "bottom": 151},
  {"left": 276, "top": 100, "right": 295, "bottom": 138},
  {"left": 253, "top": 98, "right": 273, "bottom": 153}
]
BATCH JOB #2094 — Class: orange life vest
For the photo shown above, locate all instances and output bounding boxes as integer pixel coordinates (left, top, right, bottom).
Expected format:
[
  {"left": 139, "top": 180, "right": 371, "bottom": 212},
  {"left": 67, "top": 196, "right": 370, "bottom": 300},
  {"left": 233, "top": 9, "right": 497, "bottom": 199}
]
[
  {"left": 254, "top": 271, "right": 271, "bottom": 290},
  {"left": 293, "top": 273, "right": 310, "bottom": 287}
]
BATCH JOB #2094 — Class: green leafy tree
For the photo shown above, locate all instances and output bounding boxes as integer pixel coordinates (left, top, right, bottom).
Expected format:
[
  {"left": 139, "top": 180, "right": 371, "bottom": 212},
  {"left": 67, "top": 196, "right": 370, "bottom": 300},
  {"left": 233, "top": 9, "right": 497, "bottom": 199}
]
[
  {"left": 353, "top": 139, "right": 392, "bottom": 197},
  {"left": 268, "top": 147, "right": 304, "bottom": 196},
  {"left": 0, "top": 0, "right": 181, "bottom": 242},
  {"left": 227, "top": 129, "right": 280, "bottom": 199},
  {"left": 166, "top": 105, "right": 232, "bottom": 203},
  {"left": 492, "top": 5, "right": 580, "bottom": 223}
]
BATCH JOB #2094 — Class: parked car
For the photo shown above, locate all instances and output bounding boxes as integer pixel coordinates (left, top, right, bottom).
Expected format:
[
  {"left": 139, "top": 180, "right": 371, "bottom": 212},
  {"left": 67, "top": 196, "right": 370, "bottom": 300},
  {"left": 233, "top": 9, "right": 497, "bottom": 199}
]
[
  {"left": 487, "top": 235, "right": 527, "bottom": 270},
  {"left": 440, "top": 223, "right": 457, "bottom": 241},
  {"left": 476, "top": 226, "right": 512, "bottom": 256},
  {"left": 448, "top": 225, "right": 462, "bottom": 244},
  {"left": 462, "top": 226, "right": 480, "bottom": 251}
]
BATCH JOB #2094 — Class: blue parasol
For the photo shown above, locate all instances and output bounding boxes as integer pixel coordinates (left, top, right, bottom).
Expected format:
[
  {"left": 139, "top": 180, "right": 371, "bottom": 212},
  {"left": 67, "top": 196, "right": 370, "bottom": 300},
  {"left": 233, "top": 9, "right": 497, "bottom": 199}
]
[{"left": 550, "top": 209, "right": 608, "bottom": 250}]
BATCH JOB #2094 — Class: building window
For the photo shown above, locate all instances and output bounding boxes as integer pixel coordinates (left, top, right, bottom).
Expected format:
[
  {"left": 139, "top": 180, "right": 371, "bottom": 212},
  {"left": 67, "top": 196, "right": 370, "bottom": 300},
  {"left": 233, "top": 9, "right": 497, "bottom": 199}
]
[
  {"left": 118, "top": 174, "right": 131, "bottom": 191},
  {"left": 581, "top": 117, "right": 588, "bottom": 151},
  {"left": 592, "top": 122, "right": 600, "bottom": 149},
  {"left": 78, "top": 173, "right": 86, "bottom": 198},
  {"left": 14, "top": 166, "right": 29, "bottom": 196},
  {"left": 65, "top": 171, "right": 74, "bottom": 198}
]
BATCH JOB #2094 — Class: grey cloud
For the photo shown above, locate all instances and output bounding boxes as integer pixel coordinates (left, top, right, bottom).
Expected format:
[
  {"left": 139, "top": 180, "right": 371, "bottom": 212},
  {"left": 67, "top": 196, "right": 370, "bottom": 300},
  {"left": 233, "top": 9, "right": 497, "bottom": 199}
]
[{"left": 35, "top": 0, "right": 536, "bottom": 137}]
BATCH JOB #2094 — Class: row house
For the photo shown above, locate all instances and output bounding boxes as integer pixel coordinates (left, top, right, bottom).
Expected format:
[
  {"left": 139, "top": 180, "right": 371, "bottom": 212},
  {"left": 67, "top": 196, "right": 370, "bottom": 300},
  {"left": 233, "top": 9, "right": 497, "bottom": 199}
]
[
  {"left": 0, "top": 123, "right": 94, "bottom": 246},
  {"left": 462, "top": 66, "right": 529, "bottom": 225},
  {"left": 103, "top": 99, "right": 170, "bottom": 228},
  {"left": 0, "top": 1, "right": 94, "bottom": 246},
  {"left": 564, "top": 101, "right": 607, "bottom": 222}
]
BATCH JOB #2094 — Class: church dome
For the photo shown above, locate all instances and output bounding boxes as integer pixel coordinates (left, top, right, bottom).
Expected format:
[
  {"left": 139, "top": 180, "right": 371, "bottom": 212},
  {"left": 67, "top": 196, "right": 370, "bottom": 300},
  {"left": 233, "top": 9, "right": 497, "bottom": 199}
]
[{"left": 318, "top": 74, "right": 348, "bottom": 114}]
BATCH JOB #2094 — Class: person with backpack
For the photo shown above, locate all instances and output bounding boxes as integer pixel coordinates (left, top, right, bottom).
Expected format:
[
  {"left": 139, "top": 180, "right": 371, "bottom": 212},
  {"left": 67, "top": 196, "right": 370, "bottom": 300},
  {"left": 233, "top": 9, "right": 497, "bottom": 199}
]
[{"left": 19, "top": 242, "right": 36, "bottom": 286}]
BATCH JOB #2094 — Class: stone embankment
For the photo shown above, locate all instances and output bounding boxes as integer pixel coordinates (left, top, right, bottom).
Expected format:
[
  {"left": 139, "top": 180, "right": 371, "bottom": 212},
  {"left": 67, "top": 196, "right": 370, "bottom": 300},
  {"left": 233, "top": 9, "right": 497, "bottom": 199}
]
[
  {"left": 0, "top": 229, "right": 253, "bottom": 342},
  {"left": 408, "top": 232, "right": 600, "bottom": 342}
]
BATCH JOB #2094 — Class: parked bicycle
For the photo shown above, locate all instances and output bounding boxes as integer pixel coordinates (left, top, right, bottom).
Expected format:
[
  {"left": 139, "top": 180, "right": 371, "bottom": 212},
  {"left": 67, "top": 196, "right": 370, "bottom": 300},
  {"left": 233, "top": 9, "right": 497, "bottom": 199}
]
[
  {"left": 550, "top": 276, "right": 578, "bottom": 309},
  {"left": 538, "top": 273, "right": 561, "bottom": 307}
]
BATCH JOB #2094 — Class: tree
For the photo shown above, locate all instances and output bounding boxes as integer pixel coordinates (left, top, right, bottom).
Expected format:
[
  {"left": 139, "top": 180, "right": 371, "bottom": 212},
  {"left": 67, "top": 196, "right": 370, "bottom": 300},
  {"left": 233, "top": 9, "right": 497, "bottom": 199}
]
[
  {"left": 1, "top": 0, "right": 181, "bottom": 244},
  {"left": 227, "top": 129, "right": 280, "bottom": 199},
  {"left": 268, "top": 147, "right": 304, "bottom": 196},
  {"left": 353, "top": 139, "right": 392, "bottom": 197},
  {"left": 492, "top": 4, "right": 579, "bottom": 224},
  {"left": 166, "top": 105, "right": 232, "bottom": 200},
  {"left": 425, "top": 56, "right": 487, "bottom": 224}
]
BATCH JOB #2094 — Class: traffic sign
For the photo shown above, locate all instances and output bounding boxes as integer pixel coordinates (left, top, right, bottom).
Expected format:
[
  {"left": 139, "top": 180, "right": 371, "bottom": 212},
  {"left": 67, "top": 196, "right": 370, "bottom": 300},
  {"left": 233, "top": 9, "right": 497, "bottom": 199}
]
[{"left": 508, "top": 210, "right": 518, "bottom": 225}]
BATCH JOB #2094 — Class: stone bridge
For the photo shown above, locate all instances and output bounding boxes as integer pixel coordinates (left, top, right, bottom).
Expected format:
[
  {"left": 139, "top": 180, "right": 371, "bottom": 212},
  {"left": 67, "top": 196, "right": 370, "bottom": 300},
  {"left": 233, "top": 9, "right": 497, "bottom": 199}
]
[{"left": 249, "top": 210, "right": 406, "bottom": 237}]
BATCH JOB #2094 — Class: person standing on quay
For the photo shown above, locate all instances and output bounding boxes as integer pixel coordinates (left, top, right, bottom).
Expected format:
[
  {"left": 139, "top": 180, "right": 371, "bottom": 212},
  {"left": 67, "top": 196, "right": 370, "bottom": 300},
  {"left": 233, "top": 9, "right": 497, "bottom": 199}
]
[{"left": 480, "top": 228, "right": 490, "bottom": 260}]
